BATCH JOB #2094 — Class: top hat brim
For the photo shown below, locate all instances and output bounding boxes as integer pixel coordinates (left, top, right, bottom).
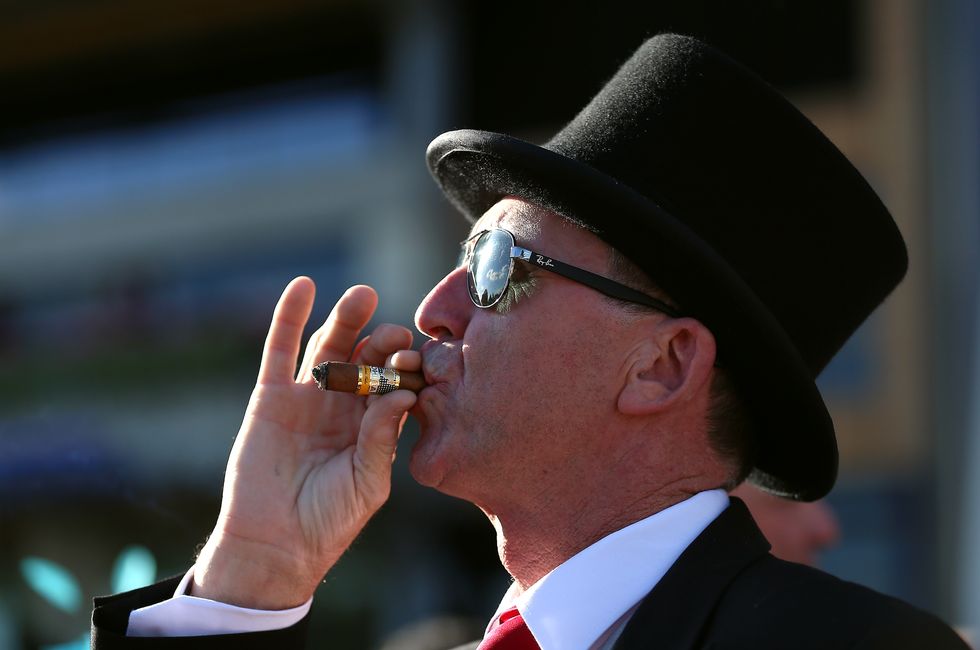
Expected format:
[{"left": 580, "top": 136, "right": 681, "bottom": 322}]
[{"left": 427, "top": 128, "right": 837, "bottom": 501}]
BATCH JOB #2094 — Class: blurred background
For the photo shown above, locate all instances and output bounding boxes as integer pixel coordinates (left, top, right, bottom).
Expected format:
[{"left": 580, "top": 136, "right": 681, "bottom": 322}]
[{"left": 0, "top": 0, "right": 977, "bottom": 647}]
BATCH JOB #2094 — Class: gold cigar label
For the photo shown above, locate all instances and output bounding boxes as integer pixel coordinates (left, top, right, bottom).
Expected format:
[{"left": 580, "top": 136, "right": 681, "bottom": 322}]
[{"left": 311, "top": 361, "right": 427, "bottom": 395}]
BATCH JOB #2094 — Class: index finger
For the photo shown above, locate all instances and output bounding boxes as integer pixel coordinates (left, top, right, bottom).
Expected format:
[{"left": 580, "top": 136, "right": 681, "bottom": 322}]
[{"left": 257, "top": 277, "right": 317, "bottom": 384}]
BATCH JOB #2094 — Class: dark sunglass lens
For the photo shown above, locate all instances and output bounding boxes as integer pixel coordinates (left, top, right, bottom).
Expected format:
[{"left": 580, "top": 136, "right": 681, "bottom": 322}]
[{"left": 468, "top": 230, "right": 513, "bottom": 307}]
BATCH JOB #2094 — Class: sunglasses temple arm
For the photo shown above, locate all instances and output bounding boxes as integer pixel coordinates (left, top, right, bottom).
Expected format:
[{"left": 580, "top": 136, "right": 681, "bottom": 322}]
[{"left": 522, "top": 250, "right": 682, "bottom": 317}]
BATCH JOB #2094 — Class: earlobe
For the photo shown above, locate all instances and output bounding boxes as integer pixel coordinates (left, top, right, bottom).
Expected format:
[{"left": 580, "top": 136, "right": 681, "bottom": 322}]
[{"left": 616, "top": 319, "right": 717, "bottom": 416}]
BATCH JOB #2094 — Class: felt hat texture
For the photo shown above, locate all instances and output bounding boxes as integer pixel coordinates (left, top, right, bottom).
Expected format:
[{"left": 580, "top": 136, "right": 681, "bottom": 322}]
[{"left": 425, "top": 33, "right": 907, "bottom": 501}]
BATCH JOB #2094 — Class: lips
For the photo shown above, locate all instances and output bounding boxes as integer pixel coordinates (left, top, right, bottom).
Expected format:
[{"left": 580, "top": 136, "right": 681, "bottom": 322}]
[{"left": 419, "top": 338, "right": 459, "bottom": 386}]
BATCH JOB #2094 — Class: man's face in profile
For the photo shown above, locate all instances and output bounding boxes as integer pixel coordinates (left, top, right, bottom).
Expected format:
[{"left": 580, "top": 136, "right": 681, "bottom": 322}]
[{"left": 408, "top": 199, "right": 643, "bottom": 510}]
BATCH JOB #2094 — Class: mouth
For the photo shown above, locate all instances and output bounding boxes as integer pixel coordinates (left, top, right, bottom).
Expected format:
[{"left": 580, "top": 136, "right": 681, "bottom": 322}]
[
  {"left": 419, "top": 362, "right": 436, "bottom": 386},
  {"left": 419, "top": 339, "right": 453, "bottom": 387}
]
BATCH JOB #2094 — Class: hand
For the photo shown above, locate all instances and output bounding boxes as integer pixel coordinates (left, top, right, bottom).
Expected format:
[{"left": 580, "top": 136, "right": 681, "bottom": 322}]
[{"left": 192, "top": 277, "right": 418, "bottom": 609}]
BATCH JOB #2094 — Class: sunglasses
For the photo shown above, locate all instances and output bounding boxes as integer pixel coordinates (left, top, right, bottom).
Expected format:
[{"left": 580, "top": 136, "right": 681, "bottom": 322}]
[{"left": 460, "top": 228, "right": 682, "bottom": 315}]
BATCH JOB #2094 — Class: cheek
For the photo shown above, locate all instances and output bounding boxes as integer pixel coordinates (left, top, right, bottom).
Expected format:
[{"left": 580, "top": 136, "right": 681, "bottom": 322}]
[{"left": 470, "top": 312, "right": 614, "bottom": 420}]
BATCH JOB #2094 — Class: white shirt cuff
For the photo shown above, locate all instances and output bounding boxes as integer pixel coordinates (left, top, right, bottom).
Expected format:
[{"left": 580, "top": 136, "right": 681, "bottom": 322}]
[{"left": 127, "top": 568, "right": 313, "bottom": 637}]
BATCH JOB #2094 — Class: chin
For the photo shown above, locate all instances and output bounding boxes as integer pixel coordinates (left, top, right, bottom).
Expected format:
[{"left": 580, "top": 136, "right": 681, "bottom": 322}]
[
  {"left": 407, "top": 451, "right": 443, "bottom": 488},
  {"left": 406, "top": 422, "right": 451, "bottom": 488},
  {"left": 407, "top": 433, "right": 477, "bottom": 501},
  {"left": 408, "top": 408, "right": 488, "bottom": 500}
]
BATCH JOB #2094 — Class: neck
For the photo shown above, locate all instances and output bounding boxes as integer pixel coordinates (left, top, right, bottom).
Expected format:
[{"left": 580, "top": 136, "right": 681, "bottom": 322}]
[{"left": 485, "top": 477, "right": 707, "bottom": 592}]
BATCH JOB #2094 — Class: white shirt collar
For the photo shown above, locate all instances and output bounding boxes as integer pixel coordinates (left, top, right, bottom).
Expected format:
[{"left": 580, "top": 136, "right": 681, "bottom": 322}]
[{"left": 488, "top": 489, "right": 729, "bottom": 650}]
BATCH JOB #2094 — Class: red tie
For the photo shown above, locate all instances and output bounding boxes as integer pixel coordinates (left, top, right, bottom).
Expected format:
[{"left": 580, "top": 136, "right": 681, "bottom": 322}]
[{"left": 478, "top": 607, "right": 540, "bottom": 650}]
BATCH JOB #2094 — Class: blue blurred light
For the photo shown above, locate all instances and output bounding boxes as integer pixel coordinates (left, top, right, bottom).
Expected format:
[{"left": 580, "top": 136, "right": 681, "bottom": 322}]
[
  {"left": 20, "top": 557, "right": 82, "bottom": 613},
  {"left": 111, "top": 545, "right": 157, "bottom": 593}
]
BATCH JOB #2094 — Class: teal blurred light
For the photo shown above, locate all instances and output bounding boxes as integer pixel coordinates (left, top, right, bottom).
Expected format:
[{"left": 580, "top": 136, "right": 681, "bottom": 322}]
[
  {"left": 111, "top": 545, "right": 157, "bottom": 594},
  {"left": 20, "top": 546, "right": 157, "bottom": 649},
  {"left": 19, "top": 557, "right": 82, "bottom": 614}
]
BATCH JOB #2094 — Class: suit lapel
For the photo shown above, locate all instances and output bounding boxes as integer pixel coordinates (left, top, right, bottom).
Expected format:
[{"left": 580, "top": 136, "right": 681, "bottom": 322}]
[{"left": 613, "top": 498, "right": 770, "bottom": 650}]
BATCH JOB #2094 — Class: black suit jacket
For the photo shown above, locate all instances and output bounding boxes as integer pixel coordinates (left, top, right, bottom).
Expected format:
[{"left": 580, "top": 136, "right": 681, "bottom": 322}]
[{"left": 91, "top": 499, "right": 968, "bottom": 649}]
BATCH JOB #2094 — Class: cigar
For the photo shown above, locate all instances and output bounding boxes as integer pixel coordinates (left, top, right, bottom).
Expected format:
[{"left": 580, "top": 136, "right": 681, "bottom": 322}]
[{"left": 311, "top": 361, "right": 427, "bottom": 395}]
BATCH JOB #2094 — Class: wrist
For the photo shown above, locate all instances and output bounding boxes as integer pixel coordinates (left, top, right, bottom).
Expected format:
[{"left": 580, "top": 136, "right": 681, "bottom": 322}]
[{"left": 191, "top": 534, "right": 321, "bottom": 610}]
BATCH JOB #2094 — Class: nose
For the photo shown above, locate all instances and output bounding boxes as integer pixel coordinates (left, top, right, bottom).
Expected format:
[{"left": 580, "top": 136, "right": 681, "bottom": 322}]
[{"left": 415, "top": 266, "right": 474, "bottom": 340}]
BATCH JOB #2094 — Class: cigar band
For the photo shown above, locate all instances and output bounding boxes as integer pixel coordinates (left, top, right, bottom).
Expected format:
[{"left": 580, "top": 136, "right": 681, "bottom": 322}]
[
  {"left": 356, "top": 366, "right": 400, "bottom": 395},
  {"left": 356, "top": 365, "right": 371, "bottom": 395},
  {"left": 370, "top": 366, "right": 400, "bottom": 394}
]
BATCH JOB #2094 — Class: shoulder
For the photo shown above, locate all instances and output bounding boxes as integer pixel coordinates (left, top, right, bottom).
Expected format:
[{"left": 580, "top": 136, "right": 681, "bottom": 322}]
[
  {"left": 615, "top": 499, "right": 967, "bottom": 650},
  {"left": 704, "top": 555, "right": 968, "bottom": 649}
]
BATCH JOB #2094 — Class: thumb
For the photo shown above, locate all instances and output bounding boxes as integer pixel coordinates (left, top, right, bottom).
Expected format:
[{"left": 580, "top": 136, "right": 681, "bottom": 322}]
[{"left": 353, "top": 389, "right": 417, "bottom": 507}]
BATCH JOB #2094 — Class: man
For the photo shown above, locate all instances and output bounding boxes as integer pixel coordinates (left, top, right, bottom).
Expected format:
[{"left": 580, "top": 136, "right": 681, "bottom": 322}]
[
  {"left": 731, "top": 483, "right": 840, "bottom": 567},
  {"left": 91, "top": 34, "right": 968, "bottom": 649}
]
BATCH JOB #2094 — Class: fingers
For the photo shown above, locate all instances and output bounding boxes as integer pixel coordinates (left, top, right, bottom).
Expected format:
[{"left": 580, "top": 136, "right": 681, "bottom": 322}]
[
  {"left": 350, "top": 324, "right": 414, "bottom": 368},
  {"left": 296, "top": 285, "right": 379, "bottom": 381},
  {"left": 258, "top": 277, "right": 316, "bottom": 384},
  {"left": 361, "top": 350, "right": 421, "bottom": 410},
  {"left": 389, "top": 349, "right": 421, "bottom": 372},
  {"left": 353, "top": 389, "right": 418, "bottom": 507}
]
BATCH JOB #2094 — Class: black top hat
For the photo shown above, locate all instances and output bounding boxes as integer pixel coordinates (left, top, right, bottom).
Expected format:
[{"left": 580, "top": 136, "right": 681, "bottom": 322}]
[{"left": 425, "top": 34, "right": 907, "bottom": 501}]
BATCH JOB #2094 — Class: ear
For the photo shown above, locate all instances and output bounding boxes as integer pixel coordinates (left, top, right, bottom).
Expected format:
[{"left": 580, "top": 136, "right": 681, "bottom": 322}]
[{"left": 617, "top": 318, "right": 717, "bottom": 416}]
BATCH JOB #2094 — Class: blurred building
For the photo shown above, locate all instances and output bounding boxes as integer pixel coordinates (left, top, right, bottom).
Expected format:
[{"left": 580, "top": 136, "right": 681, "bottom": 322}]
[{"left": 0, "top": 1, "right": 977, "bottom": 648}]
